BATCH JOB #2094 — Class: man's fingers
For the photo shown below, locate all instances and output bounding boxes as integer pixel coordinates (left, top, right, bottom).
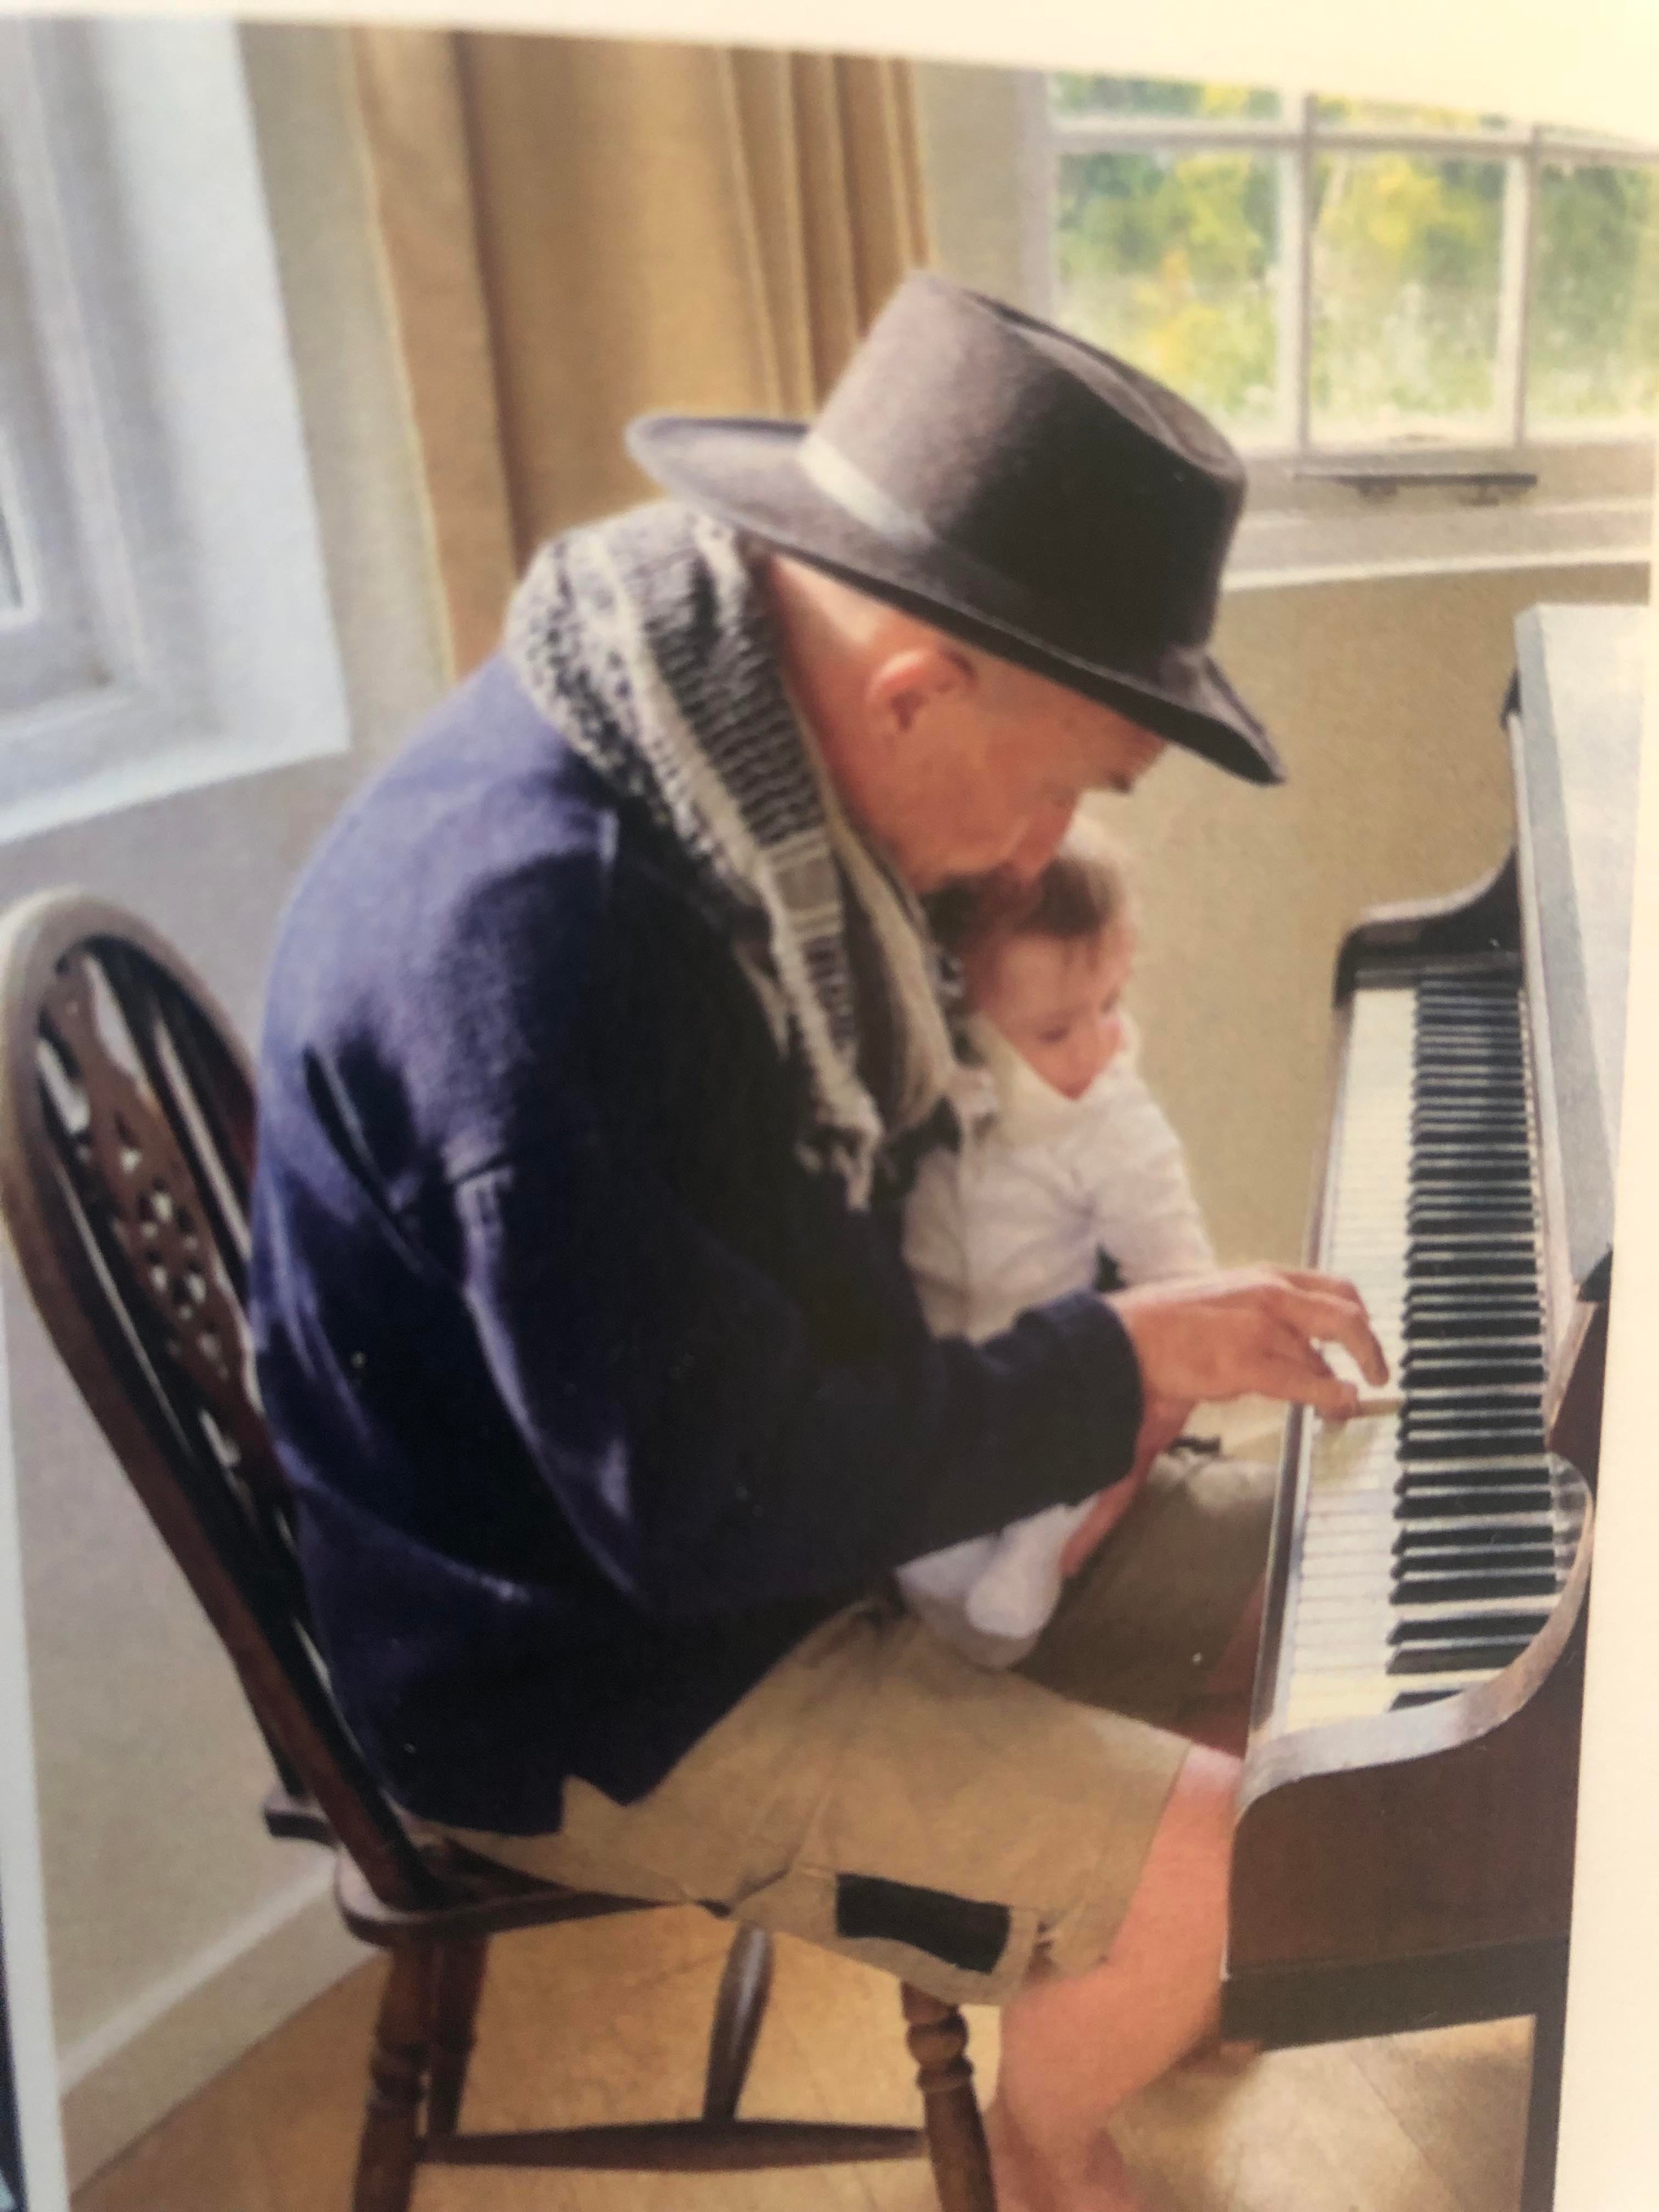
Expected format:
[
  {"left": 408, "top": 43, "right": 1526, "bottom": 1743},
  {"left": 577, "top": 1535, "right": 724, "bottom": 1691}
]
[
  {"left": 1250, "top": 1354, "right": 1362, "bottom": 1417},
  {"left": 1260, "top": 1280, "right": 1389, "bottom": 1386}
]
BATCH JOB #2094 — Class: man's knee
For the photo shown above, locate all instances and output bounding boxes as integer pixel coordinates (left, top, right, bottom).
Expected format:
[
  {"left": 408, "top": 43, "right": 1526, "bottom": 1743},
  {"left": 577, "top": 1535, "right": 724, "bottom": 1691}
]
[{"left": 1107, "top": 1743, "right": 1238, "bottom": 1978}]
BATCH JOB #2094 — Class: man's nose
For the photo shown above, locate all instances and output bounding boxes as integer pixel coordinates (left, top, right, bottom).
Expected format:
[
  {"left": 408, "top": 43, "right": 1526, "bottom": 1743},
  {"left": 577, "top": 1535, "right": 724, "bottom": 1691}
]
[{"left": 1000, "top": 800, "right": 1076, "bottom": 885}]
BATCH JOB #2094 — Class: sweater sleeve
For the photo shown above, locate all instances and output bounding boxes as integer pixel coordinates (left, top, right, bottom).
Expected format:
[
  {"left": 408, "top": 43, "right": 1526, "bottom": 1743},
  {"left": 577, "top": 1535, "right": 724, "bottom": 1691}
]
[{"left": 444, "top": 1084, "right": 1143, "bottom": 1624}]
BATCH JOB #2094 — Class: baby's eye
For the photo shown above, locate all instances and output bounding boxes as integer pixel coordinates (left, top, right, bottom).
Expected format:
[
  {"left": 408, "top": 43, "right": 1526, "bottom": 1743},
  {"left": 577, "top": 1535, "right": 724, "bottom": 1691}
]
[{"left": 1036, "top": 1025, "right": 1071, "bottom": 1047}]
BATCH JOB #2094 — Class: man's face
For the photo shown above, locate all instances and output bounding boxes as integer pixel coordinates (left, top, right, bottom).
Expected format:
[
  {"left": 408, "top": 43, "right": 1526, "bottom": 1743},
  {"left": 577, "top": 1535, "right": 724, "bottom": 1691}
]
[{"left": 878, "top": 667, "right": 1165, "bottom": 895}]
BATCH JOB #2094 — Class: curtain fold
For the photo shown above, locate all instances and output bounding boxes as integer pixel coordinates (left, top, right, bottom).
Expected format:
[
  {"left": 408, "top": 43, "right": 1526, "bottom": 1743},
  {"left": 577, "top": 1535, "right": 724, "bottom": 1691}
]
[{"left": 351, "top": 28, "right": 932, "bottom": 675}]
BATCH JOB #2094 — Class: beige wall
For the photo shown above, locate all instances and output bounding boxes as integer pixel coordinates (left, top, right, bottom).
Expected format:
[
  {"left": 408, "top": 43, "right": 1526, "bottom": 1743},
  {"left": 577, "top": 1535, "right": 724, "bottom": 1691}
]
[{"left": 1110, "top": 562, "right": 1650, "bottom": 1269}]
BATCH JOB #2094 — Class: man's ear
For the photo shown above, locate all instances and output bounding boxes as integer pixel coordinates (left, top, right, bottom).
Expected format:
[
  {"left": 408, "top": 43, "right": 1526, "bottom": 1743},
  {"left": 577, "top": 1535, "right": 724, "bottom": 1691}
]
[{"left": 864, "top": 642, "right": 976, "bottom": 739}]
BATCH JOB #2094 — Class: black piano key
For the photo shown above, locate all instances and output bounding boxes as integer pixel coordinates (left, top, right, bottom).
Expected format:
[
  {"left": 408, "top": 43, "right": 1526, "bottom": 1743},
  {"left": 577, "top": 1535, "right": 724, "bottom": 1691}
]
[
  {"left": 1398, "top": 1433, "right": 1548, "bottom": 1465},
  {"left": 1391, "top": 1608, "right": 1551, "bottom": 1641},
  {"left": 1394, "top": 1488, "right": 1553, "bottom": 1519},
  {"left": 1407, "top": 1212, "right": 1536, "bottom": 1237},
  {"left": 1400, "top": 1356, "right": 1545, "bottom": 1386},
  {"left": 1391, "top": 1689, "right": 1461, "bottom": 1709},
  {"left": 1394, "top": 1526, "right": 1555, "bottom": 1556},
  {"left": 1403, "top": 1302, "right": 1542, "bottom": 1328},
  {"left": 1403, "top": 1314, "right": 1542, "bottom": 1343},
  {"left": 1405, "top": 1258, "right": 1539, "bottom": 1281},
  {"left": 1410, "top": 1169, "right": 1528, "bottom": 1183},
  {"left": 1400, "top": 1389, "right": 1543, "bottom": 1415},
  {"left": 1398, "top": 1455, "right": 1551, "bottom": 1482},
  {"left": 1394, "top": 1553, "right": 1560, "bottom": 1584},
  {"left": 1392, "top": 1570, "right": 1559, "bottom": 1605},
  {"left": 1387, "top": 1640, "right": 1532, "bottom": 1675}
]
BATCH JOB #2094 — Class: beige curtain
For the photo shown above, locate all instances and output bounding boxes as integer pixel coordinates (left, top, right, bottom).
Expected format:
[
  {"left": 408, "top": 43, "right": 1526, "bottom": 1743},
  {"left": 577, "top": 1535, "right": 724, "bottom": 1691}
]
[{"left": 351, "top": 30, "right": 932, "bottom": 675}]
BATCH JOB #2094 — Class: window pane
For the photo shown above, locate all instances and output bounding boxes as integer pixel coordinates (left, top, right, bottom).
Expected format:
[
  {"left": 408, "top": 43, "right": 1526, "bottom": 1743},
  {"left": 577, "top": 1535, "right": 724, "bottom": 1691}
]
[
  {"left": 1528, "top": 163, "right": 1659, "bottom": 427},
  {"left": 1055, "top": 149, "right": 1282, "bottom": 437},
  {"left": 1051, "top": 75, "right": 1280, "bottom": 122},
  {"left": 1313, "top": 95, "right": 1510, "bottom": 133},
  {"left": 1310, "top": 153, "right": 1506, "bottom": 442}
]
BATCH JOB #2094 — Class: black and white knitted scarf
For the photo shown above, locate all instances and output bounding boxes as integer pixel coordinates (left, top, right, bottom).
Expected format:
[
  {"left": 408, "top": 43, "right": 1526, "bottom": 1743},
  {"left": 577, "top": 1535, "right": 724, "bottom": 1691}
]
[{"left": 506, "top": 503, "right": 959, "bottom": 1206}]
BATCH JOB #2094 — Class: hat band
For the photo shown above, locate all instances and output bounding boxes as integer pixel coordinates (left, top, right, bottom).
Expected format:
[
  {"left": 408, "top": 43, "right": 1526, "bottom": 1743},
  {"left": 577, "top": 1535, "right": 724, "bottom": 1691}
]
[{"left": 798, "top": 433, "right": 1046, "bottom": 629}]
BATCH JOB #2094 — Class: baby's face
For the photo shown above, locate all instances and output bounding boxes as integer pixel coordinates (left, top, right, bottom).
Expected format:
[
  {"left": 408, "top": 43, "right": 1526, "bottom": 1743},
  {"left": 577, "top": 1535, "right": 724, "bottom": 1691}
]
[{"left": 967, "top": 923, "right": 1135, "bottom": 1101}]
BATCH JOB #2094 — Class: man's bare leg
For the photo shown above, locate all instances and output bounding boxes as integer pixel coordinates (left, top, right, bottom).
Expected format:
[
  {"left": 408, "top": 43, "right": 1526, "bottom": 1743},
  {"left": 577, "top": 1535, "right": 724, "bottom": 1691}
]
[
  {"left": 1176, "top": 1576, "right": 1265, "bottom": 1754},
  {"left": 986, "top": 1743, "right": 1238, "bottom": 2211}
]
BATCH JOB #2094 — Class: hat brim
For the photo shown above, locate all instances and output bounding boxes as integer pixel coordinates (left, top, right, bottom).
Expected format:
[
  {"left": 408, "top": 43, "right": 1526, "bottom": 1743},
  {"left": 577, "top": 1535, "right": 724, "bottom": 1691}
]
[{"left": 627, "top": 414, "right": 1284, "bottom": 787}]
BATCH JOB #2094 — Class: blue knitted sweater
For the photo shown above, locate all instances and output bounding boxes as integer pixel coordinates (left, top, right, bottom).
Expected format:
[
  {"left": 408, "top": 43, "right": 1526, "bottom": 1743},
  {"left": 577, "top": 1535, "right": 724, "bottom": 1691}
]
[{"left": 249, "top": 643, "right": 1142, "bottom": 1833}]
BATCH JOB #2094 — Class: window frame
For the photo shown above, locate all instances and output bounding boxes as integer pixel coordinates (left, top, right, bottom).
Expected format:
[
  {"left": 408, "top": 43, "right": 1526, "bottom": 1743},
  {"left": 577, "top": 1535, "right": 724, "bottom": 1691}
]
[
  {"left": 1022, "top": 76, "right": 1657, "bottom": 583},
  {"left": 0, "top": 18, "right": 351, "bottom": 845}
]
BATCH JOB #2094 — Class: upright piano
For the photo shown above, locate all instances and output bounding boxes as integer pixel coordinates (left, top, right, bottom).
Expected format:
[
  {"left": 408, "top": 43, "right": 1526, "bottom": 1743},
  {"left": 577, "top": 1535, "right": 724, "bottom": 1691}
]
[{"left": 1222, "top": 603, "right": 1646, "bottom": 2211}]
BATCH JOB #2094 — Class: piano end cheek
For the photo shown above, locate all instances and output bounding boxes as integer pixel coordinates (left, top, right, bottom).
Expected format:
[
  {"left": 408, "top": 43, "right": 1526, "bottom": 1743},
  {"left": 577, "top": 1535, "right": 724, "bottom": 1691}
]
[{"left": 1543, "top": 1299, "right": 1608, "bottom": 1488}]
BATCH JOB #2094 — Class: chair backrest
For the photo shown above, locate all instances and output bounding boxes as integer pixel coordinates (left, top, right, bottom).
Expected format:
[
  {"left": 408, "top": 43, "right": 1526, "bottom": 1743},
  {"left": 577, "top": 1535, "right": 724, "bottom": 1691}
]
[{"left": 0, "top": 891, "right": 445, "bottom": 1911}]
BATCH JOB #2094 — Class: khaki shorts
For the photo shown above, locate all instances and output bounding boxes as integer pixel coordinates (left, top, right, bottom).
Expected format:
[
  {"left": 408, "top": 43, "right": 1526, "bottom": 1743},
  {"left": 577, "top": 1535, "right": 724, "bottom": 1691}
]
[{"left": 432, "top": 1451, "right": 1274, "bottom": 2006}]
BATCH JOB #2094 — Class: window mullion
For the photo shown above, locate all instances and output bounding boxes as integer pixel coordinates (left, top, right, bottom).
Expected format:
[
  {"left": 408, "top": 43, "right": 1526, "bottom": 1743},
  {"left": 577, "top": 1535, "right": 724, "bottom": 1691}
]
[
  {"left": 1494, "top": 128, "right": 1539, "bottom": 447},
  {"left": 1024, "top": 74, "right": 1058, "bottom": 320},
  {"left": 1286, "top": 93, "right": 1316, "bottom": 453}
]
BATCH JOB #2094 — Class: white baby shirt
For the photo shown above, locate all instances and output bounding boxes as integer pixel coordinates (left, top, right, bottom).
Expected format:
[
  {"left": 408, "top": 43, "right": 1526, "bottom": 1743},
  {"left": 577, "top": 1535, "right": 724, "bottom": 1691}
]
[{"left": 897, "top": 1013, "right": 1213, "bottom": 1664}]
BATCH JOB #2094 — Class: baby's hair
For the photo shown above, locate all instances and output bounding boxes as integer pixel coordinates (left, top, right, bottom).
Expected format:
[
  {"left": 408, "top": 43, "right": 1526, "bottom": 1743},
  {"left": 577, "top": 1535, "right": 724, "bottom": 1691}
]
[{"left": 932, "top": 820, "right": 1136, "bottom": 962}]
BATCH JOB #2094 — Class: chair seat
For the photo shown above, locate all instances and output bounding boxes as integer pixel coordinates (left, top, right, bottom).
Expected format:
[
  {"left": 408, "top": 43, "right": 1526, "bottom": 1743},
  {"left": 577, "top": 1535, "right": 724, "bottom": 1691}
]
[{"left": 334, "top": 1843, "right": 674, "bottom": 1948}]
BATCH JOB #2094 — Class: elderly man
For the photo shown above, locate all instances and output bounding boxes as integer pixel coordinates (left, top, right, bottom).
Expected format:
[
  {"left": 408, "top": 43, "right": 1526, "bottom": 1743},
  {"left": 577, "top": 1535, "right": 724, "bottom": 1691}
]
[{"left": 251, "top": 273, "right": 1383, "bottom": 2210}]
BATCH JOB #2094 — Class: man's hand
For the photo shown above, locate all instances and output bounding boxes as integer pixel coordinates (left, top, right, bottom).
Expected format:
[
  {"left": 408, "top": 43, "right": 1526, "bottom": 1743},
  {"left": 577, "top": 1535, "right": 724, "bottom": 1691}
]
[{"left": 1108, "top": 1265, "right": 1387, "bottom": 1420}]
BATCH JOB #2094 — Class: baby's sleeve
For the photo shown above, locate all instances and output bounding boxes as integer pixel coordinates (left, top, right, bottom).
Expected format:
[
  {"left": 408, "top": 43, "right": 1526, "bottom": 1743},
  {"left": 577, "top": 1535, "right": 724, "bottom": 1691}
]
[
  {"left": 900, "top": 1143, "right": 975, "bottom": 1338},
  {"left": 1081, "top": 1069, "right": 1215, "bottom": 1285}
]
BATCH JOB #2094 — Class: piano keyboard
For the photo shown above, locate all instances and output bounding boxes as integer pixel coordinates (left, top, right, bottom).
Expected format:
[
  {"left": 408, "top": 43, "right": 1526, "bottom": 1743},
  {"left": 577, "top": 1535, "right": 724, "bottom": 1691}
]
[{"left": 1273, "top": 967, "right": 1587, "bottom": 1735}]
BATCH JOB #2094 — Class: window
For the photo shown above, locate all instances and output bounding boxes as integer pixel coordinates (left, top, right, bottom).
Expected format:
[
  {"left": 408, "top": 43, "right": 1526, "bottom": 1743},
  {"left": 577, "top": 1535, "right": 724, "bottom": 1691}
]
[
  {"left": 1024, "top": 76, "right": 1657, "bottom": 580},
  {"left": 0, "top": 19, "right": 349, "bottom": 843}
]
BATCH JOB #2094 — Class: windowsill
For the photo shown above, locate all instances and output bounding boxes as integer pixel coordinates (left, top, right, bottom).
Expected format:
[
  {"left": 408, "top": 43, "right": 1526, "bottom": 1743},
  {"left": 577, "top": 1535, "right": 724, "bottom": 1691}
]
[
  {"left": 0, "top": 712, "right": 347, "bottom": 848},
  {"left": 1228, "top": 435, "right": 1653, "bottom": 588},
  {"left": 1228, "top": 491, "right": 1651, "bottom": 590}
]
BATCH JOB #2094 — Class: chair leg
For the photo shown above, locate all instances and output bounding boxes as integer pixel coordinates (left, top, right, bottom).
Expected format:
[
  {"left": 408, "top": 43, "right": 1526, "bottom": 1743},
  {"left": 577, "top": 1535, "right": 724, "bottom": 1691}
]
[
  {"left": 425, "top": 1937, "right": 489, "bottom": 2138},
  {"left": 353, "top": 1942, "right": 437, "bottom": 2212},
  {"left": 902, "top": 1983, "right": 997, "bottom": 2212},
  {"left": 702, "top": 1922, "right": 774, "bottom": 2121}
]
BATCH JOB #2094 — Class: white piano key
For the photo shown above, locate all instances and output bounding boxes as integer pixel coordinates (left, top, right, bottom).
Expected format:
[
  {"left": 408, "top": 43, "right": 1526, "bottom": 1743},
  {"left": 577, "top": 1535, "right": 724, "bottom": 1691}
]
[{"left": 1262, "top": 978, "right": 1571, "bottom": 1739}]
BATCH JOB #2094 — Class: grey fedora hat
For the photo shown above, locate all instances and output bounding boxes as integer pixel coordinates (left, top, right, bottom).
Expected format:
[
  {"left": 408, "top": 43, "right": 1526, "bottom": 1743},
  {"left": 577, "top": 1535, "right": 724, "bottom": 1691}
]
[{"left": 627, "top": 271, "right": 1283, "bottom": 786}]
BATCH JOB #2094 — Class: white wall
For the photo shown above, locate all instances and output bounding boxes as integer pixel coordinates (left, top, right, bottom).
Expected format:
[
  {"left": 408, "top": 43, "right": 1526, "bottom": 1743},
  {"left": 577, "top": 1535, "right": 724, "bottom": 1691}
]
[{"left": 0, "top": 26, "right": 445, "bottom": 2184}]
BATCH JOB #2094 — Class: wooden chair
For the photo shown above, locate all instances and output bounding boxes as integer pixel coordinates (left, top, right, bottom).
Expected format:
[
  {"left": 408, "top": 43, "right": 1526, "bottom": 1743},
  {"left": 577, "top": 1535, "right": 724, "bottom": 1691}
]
[{"left": 0, "top": 890, "right": 997, "bottom": 2212}]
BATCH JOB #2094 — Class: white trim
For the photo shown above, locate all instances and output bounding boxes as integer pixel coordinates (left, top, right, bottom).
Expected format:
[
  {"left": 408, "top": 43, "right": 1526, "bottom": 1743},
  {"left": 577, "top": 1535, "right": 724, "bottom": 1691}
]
[
  {"left": 0, "top": 1306, "right": 70, "bottom": 2212},
  {"left": 57, "top": 1863, "right": 365, "bottom": 2188},
  {"left": 1015, "top": 71, "right": 1057, "bottom": 317},
  {"left": 1225, "top": 540, "right": 1651, "bottom": 595}
]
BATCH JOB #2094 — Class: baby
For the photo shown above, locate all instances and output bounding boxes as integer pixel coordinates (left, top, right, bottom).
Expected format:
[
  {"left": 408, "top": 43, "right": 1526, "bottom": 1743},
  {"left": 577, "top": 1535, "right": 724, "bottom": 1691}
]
[{"left": 898, "top": 820, "right": 1214, "bottom": 1665}]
